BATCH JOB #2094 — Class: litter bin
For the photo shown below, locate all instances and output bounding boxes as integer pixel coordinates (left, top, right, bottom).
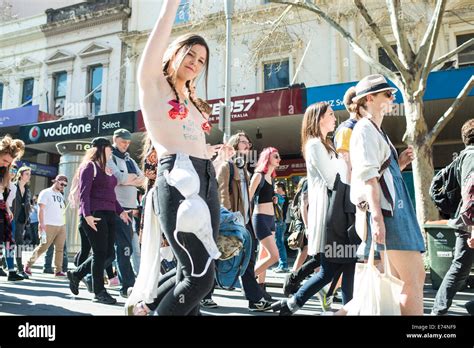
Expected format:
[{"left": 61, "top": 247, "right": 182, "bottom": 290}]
[{"left": 425, "top": 221, "right": 457, "bottom": 290}]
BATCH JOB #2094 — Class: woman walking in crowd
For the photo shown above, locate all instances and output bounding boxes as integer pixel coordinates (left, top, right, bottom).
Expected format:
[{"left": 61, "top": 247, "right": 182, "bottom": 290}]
[
  {"left": 273, "top": 102, "right": 356, "bottom": 315},
  {"left": 12, "top": 166, "right": 32, "bottom": 279},
  {"left": 250, "top": 147, "right": 281, "bottom": 300},
  {"left": 67, "top": 137, "right": 131, "bottom": 305},
  {"left": 350, "top": 74, "right": 425, "bottom": 315},
  {"left": 135, "top": 0, "right": 223, "bottom": 315},
  {"left": 0, "top": 136, "right": 26, "bottom": 282}
]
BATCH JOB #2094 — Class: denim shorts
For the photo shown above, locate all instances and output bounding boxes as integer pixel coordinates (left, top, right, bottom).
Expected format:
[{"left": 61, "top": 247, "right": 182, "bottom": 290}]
[
  {"left": 366, "top": 153, "right": 425, "bottom": 253},
  {"left": 252, "top": 214, "right": 275, "bottom": 241}
]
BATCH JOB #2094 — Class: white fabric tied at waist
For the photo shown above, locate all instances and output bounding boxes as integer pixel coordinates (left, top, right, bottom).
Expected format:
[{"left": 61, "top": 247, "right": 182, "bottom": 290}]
[
  {"left": 163, "top": 153, "right": 221, "bottom": 277},
  {"left": 126, "top": 186, "right": 162, "bottom": 307}
]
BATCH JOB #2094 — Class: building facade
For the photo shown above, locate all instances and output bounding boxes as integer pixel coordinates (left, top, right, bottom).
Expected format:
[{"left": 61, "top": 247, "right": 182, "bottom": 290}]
[{"left": 0, "top": 0, "right": 473, "bottom": 241}]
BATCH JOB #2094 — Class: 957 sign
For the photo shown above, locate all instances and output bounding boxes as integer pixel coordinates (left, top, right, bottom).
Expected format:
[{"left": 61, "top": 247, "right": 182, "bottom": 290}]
[{"left": 210, "top": 98, "right": 257, "bottom": 116}]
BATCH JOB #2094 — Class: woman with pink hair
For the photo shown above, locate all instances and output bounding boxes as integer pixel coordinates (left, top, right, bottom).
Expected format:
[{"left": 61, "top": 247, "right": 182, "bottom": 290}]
[{"left": 249, "top": 147, "right": 281, "bottom": 301}]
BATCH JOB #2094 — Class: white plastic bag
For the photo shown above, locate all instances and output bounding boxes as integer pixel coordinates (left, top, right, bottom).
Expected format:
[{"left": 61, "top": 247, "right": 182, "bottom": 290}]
[{"left": 346, "top": 242, "right": 404, "bottom": 315}]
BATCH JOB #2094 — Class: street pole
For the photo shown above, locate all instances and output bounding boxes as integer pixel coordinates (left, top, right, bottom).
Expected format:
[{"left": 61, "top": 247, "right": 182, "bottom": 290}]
[{"left": 223, "top": 0, "right": 234, "bottom": 143}]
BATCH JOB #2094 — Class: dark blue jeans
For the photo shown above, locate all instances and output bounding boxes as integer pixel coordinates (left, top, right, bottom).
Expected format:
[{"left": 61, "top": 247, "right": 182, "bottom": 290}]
[
  {"left": 294, "top": 254, "right": 355, "bottom": 307},
  {"left": 241, "top": 223, "right": 266, "bottom": 303},
  {"left": 44, "top": 241, "right": 68, "bottom": 272},
  {"left": 432, "top": 232, "right": 473, "bottom": 314},
  {"left": 155, "top": 155, "right": 219, "bottom": 315},
  {"left": 275, "top": 221, "right": 288, "bottom": 269},
  {"left": 114, "top": 212, "right": 136, "bottom": 291}
]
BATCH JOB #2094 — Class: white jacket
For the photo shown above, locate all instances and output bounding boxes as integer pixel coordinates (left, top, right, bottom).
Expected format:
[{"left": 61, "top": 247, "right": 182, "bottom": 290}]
[
  {"left": 349, "top": 117, "right": 396, "bottom": 215},
  {"left": 305, "top": 138, "right": 347, "bottom": 256}
]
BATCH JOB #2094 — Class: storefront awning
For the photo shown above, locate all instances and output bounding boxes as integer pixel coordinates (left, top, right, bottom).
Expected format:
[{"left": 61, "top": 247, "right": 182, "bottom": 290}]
[{"left": 306, "top": 67, "right": 474, "bottom": 109}]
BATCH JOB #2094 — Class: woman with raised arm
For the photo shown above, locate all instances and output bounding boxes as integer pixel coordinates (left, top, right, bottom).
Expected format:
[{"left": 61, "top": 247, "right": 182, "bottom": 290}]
[{"left": 136, "top": 0, "right": 223, "bottom": 316}]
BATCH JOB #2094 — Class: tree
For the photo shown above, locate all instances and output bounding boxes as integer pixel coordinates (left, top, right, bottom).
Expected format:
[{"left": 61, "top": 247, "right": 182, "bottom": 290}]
[{"left": 269, "top": 0, "right": 474, "bottom": 228}]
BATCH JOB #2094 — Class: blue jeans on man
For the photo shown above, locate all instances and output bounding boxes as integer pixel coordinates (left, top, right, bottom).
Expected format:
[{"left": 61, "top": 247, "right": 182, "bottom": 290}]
[
  {"left": 114, "top": 213, "right": 135, "bottom": 294},
  {"left": 44, "top": 241, "right": 68, "bottom": 273},
  {"left": 275, "top": 221, "right": 288, "bottom": 270},
  {"left": 432, "top": 232, "right": 473, "bottom": 315}
]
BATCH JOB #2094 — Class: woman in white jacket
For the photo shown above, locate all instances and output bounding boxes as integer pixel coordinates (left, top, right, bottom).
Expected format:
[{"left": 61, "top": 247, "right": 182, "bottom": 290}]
[{"left": 273, "top": 102, "right": 354, "bottom": 315}]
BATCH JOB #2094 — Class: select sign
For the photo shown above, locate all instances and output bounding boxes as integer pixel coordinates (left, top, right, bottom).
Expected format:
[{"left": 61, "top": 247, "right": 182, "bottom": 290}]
[{"left": 19, "top": 112, "right": 135, "bottom": 144}]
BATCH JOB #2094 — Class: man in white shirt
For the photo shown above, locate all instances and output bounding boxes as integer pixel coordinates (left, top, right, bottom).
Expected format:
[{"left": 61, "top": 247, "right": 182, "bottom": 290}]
[{"left": 24, "top": 175, "right": 68, "bottom": 278}]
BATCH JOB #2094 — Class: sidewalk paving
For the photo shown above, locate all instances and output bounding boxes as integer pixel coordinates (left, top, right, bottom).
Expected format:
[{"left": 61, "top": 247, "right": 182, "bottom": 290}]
[{"left": 0, "top": 259, "right": 472, "bottom": 316}]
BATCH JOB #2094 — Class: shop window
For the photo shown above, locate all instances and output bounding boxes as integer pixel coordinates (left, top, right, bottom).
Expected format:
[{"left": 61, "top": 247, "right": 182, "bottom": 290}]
[
  {"left": 263, "top": 59, "right": 289, "bottom": 91},
  {"left": 456, "top": 33, "right": 474, "bottom": 67},
  {"left": 22, "top": 78, "right": 34, "bottom": 106},
  {"left": 88, "top": 65, "right": 102, "bottom": 116},
  {"left": 53, "top": 71, "right": 67, "bottom": 117}
]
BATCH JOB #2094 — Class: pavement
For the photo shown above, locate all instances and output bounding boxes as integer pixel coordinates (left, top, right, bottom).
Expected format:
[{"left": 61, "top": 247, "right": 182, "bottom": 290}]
[{"left": 0, "top": 251, "right": 472, "bottom": 316}]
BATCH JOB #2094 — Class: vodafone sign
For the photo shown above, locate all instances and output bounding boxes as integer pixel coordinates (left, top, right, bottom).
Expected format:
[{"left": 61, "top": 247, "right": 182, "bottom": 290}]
[
  {"left": 207, "top": 87, "right": 304, "bottom": 123},
  {"left": 19, "top": 112, "right": 135, "bottom": 145}
]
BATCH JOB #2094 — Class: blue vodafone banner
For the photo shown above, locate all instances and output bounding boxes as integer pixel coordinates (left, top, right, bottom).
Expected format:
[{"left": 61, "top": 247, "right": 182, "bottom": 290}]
[
  {"left": 15, "top": 160, "right": 58, "bottom": 178},
  {"left": 0, "top": 105, "right": 39, "bottom": 127}
]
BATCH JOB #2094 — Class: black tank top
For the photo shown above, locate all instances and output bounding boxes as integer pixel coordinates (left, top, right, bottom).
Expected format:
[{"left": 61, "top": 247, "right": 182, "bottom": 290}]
[{"left": 257, "top": 178, "right": 274, "bottom": 204}]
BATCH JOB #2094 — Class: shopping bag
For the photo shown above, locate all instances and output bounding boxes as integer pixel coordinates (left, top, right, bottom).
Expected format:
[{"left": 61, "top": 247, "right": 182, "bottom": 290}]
[{"left": 346, "top": 242, "right": 404, "bottom": 315}]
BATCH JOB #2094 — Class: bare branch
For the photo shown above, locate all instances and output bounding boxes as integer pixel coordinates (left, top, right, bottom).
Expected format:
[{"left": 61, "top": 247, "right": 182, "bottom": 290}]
[
  {"left": 430, "top": 38, "right": 474, "bottom": 70},
  {"left": 268, "top": 0, "right": 401, "bottom": 84},
  {"left": 250, "top": 4, "right": 293, "bottom": 63},
  {"left": 353, "top": 0, "right": 408, "bottom": 80},
  {"left": 417, "top": 0, "right": 447, "bottom": 95},
  {"left": 386, "top": 0, "right": 415, "bottom": 68},
  {"left": 416, "top": 0, "right": 447, "bottom": 67},
  {"left": 427, "top": 75, "right": 474, "bottom": 146}
]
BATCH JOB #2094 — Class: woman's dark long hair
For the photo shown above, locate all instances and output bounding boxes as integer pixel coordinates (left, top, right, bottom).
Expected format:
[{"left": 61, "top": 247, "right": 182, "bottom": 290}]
[
  {"left": 162, "top": 33, "right": 210, "bottom": 116},
  {"left": 78, "top": 144, "right": 109, "bottom": 172},
  {"left": 301, "top": 102, "right": 336, "bottom": 158}
]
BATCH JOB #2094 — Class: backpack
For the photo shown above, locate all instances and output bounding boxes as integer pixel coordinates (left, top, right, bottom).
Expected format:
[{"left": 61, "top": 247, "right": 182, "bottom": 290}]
[
  {"left": 68, "top": 162, "right": 97, "bottom": 209},
  {"left": 430, "top": 157, "right": 462, "bottom": 217},
  {"left": 286, "top": 178, "right": 307, "bottom": 250},
  {"left": 215, "top": 208, "right": 251, "bottom": 290}
]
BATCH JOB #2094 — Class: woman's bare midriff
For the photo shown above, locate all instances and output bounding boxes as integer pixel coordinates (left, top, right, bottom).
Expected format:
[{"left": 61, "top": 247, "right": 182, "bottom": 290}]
[{"left": 254, "top": 202, "right": 274, "bottom": 216}]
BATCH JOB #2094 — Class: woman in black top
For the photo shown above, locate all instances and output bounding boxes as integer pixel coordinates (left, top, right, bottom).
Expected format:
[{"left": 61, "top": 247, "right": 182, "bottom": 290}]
[{"left": 249, "top": 147, "right": 281, "bottom": 300}]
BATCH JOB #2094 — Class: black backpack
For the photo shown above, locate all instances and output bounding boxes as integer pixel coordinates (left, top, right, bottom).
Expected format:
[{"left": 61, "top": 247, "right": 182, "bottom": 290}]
[{"left": 429, "top": 158, "right": 461, "bottom": 217}]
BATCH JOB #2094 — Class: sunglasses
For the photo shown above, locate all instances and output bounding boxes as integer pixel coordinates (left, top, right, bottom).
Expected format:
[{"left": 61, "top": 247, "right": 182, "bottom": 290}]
[
  {"left": 383, "top": 91, "right": 394, "bottom": 98},
  {"left": 58, "top": 182, "right": 67, "bottom": 187}
]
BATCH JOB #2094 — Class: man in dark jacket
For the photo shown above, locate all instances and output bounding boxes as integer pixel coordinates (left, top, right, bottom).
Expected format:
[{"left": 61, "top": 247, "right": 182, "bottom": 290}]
[
  {"left": 432, "top": 118, "right": 474, "bottom": 315},
  {"left": 207, "top": 131, "right": 273, "bottom": 312}
]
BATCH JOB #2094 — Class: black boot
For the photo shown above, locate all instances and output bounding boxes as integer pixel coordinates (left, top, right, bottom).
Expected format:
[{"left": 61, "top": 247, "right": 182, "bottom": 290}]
[
  {"left": 8, "top": 271, "right": 24, "bottom": 281},
  {"left": 271, "top": 299, "right": 296, "bottom": 316},
  {"left": 0, "top": 268, "right": 7, "bottom": 277},
  {"left": 283, "top": 272, "right": 301, "bottom": 297}
]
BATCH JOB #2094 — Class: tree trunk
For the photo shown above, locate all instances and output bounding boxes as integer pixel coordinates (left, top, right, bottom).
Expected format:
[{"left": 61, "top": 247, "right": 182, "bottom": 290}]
[{"left": 403, "top": 94, "right": 440, "bottom": 233}]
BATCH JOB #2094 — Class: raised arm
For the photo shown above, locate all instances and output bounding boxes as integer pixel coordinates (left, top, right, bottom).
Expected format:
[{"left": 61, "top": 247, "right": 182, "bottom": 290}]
[{"left": 137, "top": 0, "right": 180, "bottom": 88}]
